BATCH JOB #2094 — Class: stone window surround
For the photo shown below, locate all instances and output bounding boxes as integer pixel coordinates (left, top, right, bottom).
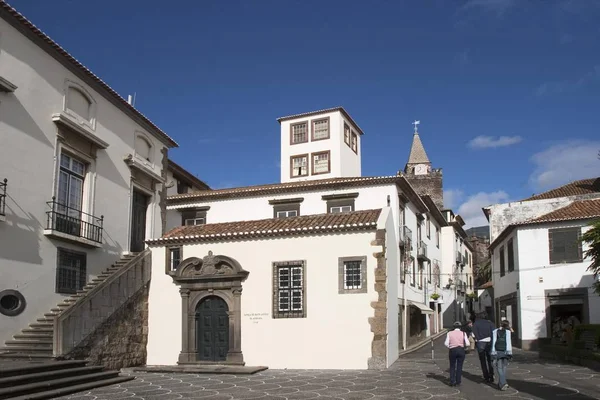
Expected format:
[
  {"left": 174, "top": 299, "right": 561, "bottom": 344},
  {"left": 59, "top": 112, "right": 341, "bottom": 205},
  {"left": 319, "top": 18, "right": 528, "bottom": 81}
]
[
  {"left": 311, "top": 150, "right": 331, "bottom": 176},
  {"left": 272, "top": 260, "right": 307, "bottom": 319},
  {"left": 134, "top": 131, "right": 155, "bottom": 166},
  {"left": 167, "top": 252, "right": 249, "bottom": 365},
  {"left": 311, "top": 117, "right": 330, "bottom": 141},
  {"left": 165, "top": 244, "right": 183, "bottom": 274},
  {"left": 343, "top": 123, "right": 351, "bottom": 146},
  {"left": 350, "top": 131, "right": 358, "bottom": 153},
  {"left": 338, "top": 256, "right": 368, "bottom": 294},
  {"left": 181, "top": 206, "right": 210, "bottom": 226},
  {"left": 63, "top": 79, "right": 97, "bottom": 131},
  {"left": 322, "top": 192, "right": 359, "bottom": 214},
  {"left": 55, "top": 247, "right": 87, "bottom": 294},
  {"left": 548, "top": 227, "right": 583, "bottom": 265},
  {"left": 268, "top": 197, "right": 304, "bottom": 218},
  {"left": 290, "top": 153, "right": 309, "bottom": 179},
  {"left": 290, "top": 121, "right": 309, "bottom": 145}
]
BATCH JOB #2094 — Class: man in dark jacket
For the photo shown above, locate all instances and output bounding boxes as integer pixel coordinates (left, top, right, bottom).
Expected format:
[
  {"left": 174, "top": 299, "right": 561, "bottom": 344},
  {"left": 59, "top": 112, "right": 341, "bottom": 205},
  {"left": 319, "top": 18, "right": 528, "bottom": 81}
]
[{"left": 472, "top": 312, "right": 496, "bottom": 383}]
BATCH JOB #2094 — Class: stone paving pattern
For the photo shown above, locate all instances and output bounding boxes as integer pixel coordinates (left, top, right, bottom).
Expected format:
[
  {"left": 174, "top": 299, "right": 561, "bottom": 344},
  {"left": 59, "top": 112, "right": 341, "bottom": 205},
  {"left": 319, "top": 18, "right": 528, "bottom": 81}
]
[{"left": 56, "top": 338, "right": 600, "bottom": 400}]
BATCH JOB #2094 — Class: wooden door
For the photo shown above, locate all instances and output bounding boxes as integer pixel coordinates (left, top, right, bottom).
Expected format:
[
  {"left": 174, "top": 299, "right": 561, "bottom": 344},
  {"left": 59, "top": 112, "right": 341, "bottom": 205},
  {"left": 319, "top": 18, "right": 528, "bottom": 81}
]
[
  {"left": 130, "top": 190, "right": 148, "bottom": 252},
  {"left": 196, "top": 296, "right": 229, "bottom": 362}
]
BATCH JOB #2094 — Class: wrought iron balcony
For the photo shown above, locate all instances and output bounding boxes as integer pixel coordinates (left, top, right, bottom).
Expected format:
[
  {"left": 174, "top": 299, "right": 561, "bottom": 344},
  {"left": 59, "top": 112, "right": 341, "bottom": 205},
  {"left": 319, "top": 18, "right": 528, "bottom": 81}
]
[
  {"left": 0, "top": 178, "right": 6, "bottom": 218},
  {"left": 456, "top": 251, "right": 464, "bottom": 265},
  {"left": 417, "top": 240, "right": 429, "bottom": 261},
  {"left": 45, "top": 198, "right": 104, "bottom": 244},
  {"left": 400, "top": 225, "right": 412, "bottom": 244}
]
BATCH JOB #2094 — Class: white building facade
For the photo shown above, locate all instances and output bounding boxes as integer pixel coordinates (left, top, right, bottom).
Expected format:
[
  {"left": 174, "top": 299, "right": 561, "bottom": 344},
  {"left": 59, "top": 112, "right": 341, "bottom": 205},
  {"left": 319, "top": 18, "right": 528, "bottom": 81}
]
[
  {"left": 0, "top": 4, "right": 177, "bottom": 346},
  {"left": 486, "top": 183, "right": 600, "bottom": 350}
]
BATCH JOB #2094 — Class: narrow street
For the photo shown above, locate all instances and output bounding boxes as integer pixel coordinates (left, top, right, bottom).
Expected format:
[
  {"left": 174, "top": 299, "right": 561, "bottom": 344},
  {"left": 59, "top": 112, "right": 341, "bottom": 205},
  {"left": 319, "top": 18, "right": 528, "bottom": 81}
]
[{"left": 54, "top": 337, "right": 600, "bottom": 400}]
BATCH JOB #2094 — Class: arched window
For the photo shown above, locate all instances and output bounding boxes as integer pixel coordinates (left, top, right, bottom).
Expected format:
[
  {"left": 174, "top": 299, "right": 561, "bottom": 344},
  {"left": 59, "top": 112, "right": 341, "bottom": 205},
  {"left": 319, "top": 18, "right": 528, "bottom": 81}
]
[
  {"left": 135, "top": 135, "right": 152, "bottom": 162},
  {"left": 66, "top": 86, "right": 93, "bottom": 122}
]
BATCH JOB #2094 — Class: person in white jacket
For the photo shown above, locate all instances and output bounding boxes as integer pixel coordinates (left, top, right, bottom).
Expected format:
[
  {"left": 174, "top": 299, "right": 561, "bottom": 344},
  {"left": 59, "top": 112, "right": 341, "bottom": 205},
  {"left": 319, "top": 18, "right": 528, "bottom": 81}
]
[{"left": 491, "top": 320, "right": 513, "bottom": 391}]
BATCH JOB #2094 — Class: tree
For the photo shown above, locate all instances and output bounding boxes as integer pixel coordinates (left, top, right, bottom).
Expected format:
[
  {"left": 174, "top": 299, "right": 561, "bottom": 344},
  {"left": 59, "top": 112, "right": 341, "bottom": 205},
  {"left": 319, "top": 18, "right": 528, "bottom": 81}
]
[
  {"left": 581, "top": 219, "right": 600, "bottom": 294},
  {"left": 475, "top": 259, "right": 491, "bottom": 287}
]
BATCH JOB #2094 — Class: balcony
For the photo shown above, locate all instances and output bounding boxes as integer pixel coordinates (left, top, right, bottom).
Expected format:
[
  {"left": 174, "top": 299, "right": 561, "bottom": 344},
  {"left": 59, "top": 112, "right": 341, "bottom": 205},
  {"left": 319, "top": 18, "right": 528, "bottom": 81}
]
[
  {"left": 456, "top": 251, "right": 464, "bottom": 265},
  {"left": 44, "top": 198, "right": 104, "bottom": 248},
  {"left": 0, "top": 178, "right": 6, "bottom": 221},
  {"left": 417, "top": 241, "right": 429, "bottom": 261},
  {"left": 399, "top": 225, "right": 412, "bottom": 246}
]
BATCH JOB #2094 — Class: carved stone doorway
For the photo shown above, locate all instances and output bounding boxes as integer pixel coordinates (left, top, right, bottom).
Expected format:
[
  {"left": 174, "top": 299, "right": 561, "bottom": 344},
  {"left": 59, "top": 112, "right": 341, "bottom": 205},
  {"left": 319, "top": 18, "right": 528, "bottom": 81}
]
[
  {"left": 196, "top": 296, "right": 229, "bottom": 362},
  {"left": 168, "top": 251, "right": 249, "bottom": 365}
]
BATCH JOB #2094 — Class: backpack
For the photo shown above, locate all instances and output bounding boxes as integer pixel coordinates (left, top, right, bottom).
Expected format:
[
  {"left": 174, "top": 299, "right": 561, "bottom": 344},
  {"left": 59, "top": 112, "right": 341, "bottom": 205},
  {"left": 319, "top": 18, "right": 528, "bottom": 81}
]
[{"left": 495, "top": 329, "right": 507, "bottom": 352}]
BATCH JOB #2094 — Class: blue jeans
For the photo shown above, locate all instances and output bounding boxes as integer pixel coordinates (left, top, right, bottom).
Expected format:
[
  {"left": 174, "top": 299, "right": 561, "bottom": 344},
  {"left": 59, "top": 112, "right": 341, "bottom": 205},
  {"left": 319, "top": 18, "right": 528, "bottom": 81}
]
[
  {"left": 449, "top": 347, "right": 466, "bottom": 385},
  {"left": 476, "top": 341, "right": 494, "bottom": 381},
  {"left": 493, "top": 355, "right": 509, "bottom": 388}
]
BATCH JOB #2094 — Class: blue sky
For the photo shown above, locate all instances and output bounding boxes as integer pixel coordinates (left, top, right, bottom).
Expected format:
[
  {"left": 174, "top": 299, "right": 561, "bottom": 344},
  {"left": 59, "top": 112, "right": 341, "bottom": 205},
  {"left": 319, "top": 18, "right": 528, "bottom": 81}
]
[{"left": 10, "top": 0, "right": 600, "bottom": 226}]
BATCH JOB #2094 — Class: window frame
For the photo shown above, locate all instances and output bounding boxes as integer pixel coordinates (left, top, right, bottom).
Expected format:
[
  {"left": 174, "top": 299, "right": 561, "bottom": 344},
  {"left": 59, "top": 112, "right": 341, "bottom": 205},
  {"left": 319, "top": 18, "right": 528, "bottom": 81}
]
[
  {"left": 56, "top": 247, "right": 87, "bottom": 294},
  {"left": 184, "top": 217, "right": 206, "bottom": 226},
  {"left": 134, "top": 133, "right": 154, "bottom": 165},
  {"left": 181, "top": 207, "right": 209, "bottom": 226},
  {"left": 548, "top": 227, "right": 583, "bottom": 264},
  {"left": 311, "top": 150, "right": 331, "bottom": 175},
  {"left": 272, "top": 260, "right": 306, "bottom": 319},
  {"left": 427, "top": 261, "right": 431, "bottom": 284},
  {"left": 323, "top": 193, "right": 358, "bottom": 214},
  {"left": 166, "top": 245, "right": 182, "bottom": 273},
  {"left": 63, "top": 80, "right": 97, "bottom": 131},
  {"left": 290, "top": 154, "right": 309, "bottom": 178},
  {"left": 411, "top": 257, "right": 416, "bottom": 287},
  {"left": 351, "top": 131, "right": 358, "bottom": 153},
  {"left": 338, "top": 256, "right": 367, "bottom": 294},
  {"left": 311, "top": 117, "right": 330, "bottom": 141},
  {"left": 436, "top": 226, "right": 440, "bottom": 248},
  {"left": 344, "top": 123, "right": 351, "bottom": 146},
  {"left": 507, "top": 238, "right": 515, "bottom": 272},
  {"left": 499, "top": 246, "right": 506, "bottom": 277},
  {"left": 289, "top": 121, "right": 309, "bottom": 145},
  {"left": 426, "top": 216, "right": 431, "bottom": 239},
  {"left": 269, "top": 198, "right": 303, "bottom": 218}
]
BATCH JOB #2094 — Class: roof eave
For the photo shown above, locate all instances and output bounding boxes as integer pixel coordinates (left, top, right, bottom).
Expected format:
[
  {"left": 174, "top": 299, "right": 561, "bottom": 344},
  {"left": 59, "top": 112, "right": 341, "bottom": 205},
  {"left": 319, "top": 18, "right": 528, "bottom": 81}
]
[
  {"left": 168, "top": 159, "right": 211, "bottom": 190},
  {"left": 276, "top": 106, "right": 364, "bottom": 135}
]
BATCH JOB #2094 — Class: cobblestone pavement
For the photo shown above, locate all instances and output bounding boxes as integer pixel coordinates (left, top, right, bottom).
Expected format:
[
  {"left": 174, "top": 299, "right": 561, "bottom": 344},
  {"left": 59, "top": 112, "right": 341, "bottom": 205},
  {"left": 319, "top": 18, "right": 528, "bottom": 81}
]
[{"left": 56, "top": 338, "right": 600, "bottom": 400}]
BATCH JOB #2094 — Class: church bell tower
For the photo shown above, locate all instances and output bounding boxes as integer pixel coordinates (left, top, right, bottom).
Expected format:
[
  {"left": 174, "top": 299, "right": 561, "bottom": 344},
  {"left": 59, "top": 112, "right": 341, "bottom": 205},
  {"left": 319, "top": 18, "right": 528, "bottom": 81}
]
[{"left": 401, "top": 121, "right": 444, "bottom": 210}]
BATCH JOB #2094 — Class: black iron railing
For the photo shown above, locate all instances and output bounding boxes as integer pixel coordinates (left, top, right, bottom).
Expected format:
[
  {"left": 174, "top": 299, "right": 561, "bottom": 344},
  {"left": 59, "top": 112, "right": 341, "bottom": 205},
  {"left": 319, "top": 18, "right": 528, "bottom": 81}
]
[
  {"left": 0, "top": 179, "right": 6, "bottom": 217},
  {"left": 418, "top": 240, "right": 427, "bottom": 259},
  {"left": 403, "top": 225, "right": 412, "bottom": 242},
  {"left": 46, "top": 197, "right": 103, "bottom": 243}
]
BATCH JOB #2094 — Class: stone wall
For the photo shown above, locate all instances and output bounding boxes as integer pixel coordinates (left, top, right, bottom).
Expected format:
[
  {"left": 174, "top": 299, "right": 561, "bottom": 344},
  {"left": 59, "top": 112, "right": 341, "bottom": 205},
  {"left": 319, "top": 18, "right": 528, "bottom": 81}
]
[
  {"left": 404, "top": 170, "right": 444, "bottom": 210},
  {"left": 368, "top": 229, "right": 387, "bottom": 369},
  {"left": 467, "top": 236, "right": 490, "bottom": 287},
  {"left": 66, "top": 283, "right": 149, "bottom": 370}
]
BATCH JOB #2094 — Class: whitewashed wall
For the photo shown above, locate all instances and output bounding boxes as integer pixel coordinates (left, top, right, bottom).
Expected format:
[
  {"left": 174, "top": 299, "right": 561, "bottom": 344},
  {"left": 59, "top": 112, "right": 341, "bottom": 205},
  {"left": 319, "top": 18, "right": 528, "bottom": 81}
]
[
  {"left": 516, "top": 223, "right": 600, "bottom": 342},
  {"left": 491, "top": 230, "right": 519, "bottom": 302},
  {"left": 382, "top": 210, "right": 399, "bottom": 366},
  {"left": 147, "top": 230, "right": 383, "bottom": 369},
  {"left": 0, "top": 17, "right": 168, "bottom": 343}
]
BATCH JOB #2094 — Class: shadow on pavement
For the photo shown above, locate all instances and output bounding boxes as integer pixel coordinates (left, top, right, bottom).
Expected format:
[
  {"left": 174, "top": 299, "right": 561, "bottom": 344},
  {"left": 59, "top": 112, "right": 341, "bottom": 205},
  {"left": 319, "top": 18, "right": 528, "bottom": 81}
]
[{"left": 426, "top": 372, "right": 451, "bottom": 386}]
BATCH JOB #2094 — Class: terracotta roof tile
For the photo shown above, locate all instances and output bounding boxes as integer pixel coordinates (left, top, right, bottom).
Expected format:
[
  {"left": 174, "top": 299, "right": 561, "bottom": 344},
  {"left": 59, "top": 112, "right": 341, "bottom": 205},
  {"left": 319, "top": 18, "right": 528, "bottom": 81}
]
[
  {"left": 148, "top": 209, "right": 382, "bottom": 245},
  {"left": 0, "top": 1, "right": 178, "bottom": 147},
  {"left": 530, "top": 198, "right": 600, "bottom": 223},
  {"left": 523, "top": 178, "right": 600, "bottom": 201}
]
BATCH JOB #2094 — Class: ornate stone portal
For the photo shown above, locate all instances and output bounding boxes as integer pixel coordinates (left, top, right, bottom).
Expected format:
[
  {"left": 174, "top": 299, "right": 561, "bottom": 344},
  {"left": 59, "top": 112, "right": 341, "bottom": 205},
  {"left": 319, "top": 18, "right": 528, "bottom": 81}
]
[{"left": 168, "top": 251, "right": 249, "bottom": 365}]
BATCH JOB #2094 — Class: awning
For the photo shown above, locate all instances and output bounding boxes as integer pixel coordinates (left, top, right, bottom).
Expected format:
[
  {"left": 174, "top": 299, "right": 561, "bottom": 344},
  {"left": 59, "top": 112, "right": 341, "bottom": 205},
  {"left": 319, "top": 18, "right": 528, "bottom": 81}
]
[{"left": 409, "top": 301, "right": 434, "bottom": 314}]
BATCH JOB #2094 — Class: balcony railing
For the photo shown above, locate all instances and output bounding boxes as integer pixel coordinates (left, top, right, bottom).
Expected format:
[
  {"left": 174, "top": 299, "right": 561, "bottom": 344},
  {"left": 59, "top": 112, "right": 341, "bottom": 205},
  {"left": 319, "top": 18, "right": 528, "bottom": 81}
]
[
  {"left": 456, "top": 251, "right": 464, "bottom": 265},
  {"left": 46, "top": 198, "right": 104, "bottom": 243},
  {"left": 0, "top": 178, "right": 6, "bottom": 217},
  {"left": 417, "top": 240, "right": 428, "bottom": 260},
  {"left": 403, "top": 225, "right": 412, "bottom": 242}
]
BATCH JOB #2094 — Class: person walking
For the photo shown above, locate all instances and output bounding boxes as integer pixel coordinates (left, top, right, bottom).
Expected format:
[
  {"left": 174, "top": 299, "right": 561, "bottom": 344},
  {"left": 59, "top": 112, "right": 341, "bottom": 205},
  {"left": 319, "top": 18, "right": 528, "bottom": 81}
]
[
  {"left": 463, "top": 320, "right": 475, "bottom": 353},
  {"left": 491, "top": 320, "right": 513, "bottom": 391},
  {"left": 473, "top": 312, "right": 496, "bottom": 383},
  {"left": 444, "top": 321, "right": 470, "bottom": 387}
]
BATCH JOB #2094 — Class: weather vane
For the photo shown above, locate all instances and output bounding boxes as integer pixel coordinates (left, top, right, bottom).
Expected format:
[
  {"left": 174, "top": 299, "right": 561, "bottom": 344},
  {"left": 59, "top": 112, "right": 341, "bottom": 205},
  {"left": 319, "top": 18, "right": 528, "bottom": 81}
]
[{"left": 412, "top": 120, "right": 420, "bottom": 133}]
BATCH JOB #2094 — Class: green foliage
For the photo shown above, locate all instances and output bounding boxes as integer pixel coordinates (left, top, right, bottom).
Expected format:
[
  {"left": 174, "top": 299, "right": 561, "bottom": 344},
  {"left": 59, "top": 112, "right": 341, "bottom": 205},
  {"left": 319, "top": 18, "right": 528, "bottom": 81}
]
[
  {"left": 581, "top": 219, "right": 600, "bottom": 295},
  {"left": 430, "top": 292, "right": 440, "bottom": 300},
  {"left": 476, "top": 260, "right": 491, "bottom": 286}
]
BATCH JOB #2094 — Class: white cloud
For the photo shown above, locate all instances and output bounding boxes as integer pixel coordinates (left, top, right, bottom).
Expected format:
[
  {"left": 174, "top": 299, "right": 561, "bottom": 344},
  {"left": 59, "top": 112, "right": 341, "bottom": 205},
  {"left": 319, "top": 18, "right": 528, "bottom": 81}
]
[
  {"left": 529, "top": 140, "right": 600, "bottom": 191},
  {"left": 443, "top": 189, "right": 464, "bottom": 210},
  {"left": 467, "top": 135, "right": 523, "bottom": 149},
  {"left": 455, "top": 191, "right": 511, "bottom": 228},
  {"left": 536, "top": 65, "right": 600, "bottom": 96}
]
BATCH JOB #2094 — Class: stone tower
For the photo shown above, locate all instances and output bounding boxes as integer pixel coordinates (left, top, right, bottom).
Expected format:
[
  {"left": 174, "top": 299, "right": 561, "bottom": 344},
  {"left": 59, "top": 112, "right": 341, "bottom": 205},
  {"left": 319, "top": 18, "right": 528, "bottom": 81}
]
[{"left": 400, "top": 126, "right": 444, "bottom": 210}]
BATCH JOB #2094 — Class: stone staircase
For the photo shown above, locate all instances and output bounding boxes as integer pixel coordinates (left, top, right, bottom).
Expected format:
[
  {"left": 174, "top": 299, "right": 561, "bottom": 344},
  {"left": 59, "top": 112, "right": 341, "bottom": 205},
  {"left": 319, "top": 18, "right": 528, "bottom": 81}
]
[
  {"left": 0, "top": 253, "right": 138, "bottom": 360},
  {"left": 0, "top": 359, "right": 133, "bottom": 400}
]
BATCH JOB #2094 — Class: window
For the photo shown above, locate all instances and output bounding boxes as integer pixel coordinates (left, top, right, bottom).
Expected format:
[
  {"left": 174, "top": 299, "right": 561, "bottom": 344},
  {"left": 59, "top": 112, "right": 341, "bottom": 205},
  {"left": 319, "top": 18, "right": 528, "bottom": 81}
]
[
  {"left": 57, "top": 152, "right": 86, "bottom": 229},
  {"left": 417, "top": 222, "right": 422, "bottom": 243},
  {"left": 311, "top": 151, "right": 330, "bottom": 175},
  {"left": 351, "top": 131, "right": 358, "bottom": 153},
  {"left": 418, "top": 262, "right": 423, "bottom": 289},
  {"left": 549, "top": 227, "right": 582, "bottom": 264},
  {"left": 330, "top": 205, "right": 352, "bottom": 213},
  {"left": 436, "top": 227, "right": 440, "bottom": 248},
  {"left": 66, "top": 86, "right": 92, "bottom": 122},
  {"left": 177, "top": 181, "right": 190, "bottom": 194},
  {"left": 507, "top": 238, "right": 514, "bottom": 272},
  {"left": 290, "top": 122, "right": 308, "bottom": 144},
  {"left": 400, "top": 251, "right": 406, "bottom": 284},
  {"left": 428, "top": 261, "right": 431, "bottom": 284},
  {"left": 411, "top": 258, "right": 416, "bottom": 286},
  {"left": 276, "top": 210, "right": 297, "bottom": 218},
  {"left": 181, "top": 207, "right": 209, "bottom": 226},
  {"left": 426, "top": 216, "right": 431, "bottom": 239},
  {"left": 312, "top": 118, "right": 330, "bottom": 140},
  {"left": 56, "top": 248, "right": 86, "bottom": 294},
  {"left": 290, "top": 154, "right": 308, "bottom": 178},
  {"left": 273, "top": 261, "right": 306, "bottom": 318},
  {"left": 166, "top": 246, "right": 182, "bottom": 272},
  {"left": 338, "top": 256, "right": 367, "bottom": 294},
  {"left": 323, "top": 193, "right": 358, "bottom": 214},
  {"left": 469, "top": 276, "right": 473, "bottom": 290},
  {"left": 134, "top": 135, "right": 152, "bottom": 162},
  {"left": 499, "top": 246, "right": 505, "bottom": 277},
  {"left": 344, "top": 123, "right": 351, "bottom": 146}
]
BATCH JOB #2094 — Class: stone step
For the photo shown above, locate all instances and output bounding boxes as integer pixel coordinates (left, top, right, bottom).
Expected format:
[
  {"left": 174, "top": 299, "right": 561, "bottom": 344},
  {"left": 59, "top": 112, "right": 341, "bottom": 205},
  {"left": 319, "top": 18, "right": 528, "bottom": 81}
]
[
  {"left": 0, "top": 370, "right": 121, "bottom": 398},
  {"left": 34, "top": 319, "right": 54, "bottom": 324},
  {"left": 4, "top": 340, "right": 52, "bottom": 348},
  {"left": 0, "top": 352, "right": 55, "bottom": 360},
  {"left": 0, "top": 360, "right": 86, "bottom": 379},
  {"left": 7, "top": 375, "right": 135, "bottom": 400},
  {"left": 0, "top": 345, "right": 52, "bottom": 353},
  {"left": 0, "top": 365, "right": 104, "bottom": 388},
  {"left": 13, "top": 333, "right": 53, "bottom": 341},
  {"left": 26, "top": 324, "right": 53, "bottom": 330},
  {"left": 42, "top": 313, "right": 59, "bottom": 319}
]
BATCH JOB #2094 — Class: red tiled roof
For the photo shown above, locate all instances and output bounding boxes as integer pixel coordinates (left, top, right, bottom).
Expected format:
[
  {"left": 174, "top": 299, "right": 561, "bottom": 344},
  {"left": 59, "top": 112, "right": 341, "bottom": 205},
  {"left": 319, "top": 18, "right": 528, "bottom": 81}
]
[
  {"left": 148, "top": 209, "right": 382, "bottom": 245},
  {"left": 276, "top": 107, "right": 364, "bottom": 135},
  {"left": 489, "top": 198, "right": 600, "bottom": 250},
  {"left": 0, "top": 1, "right": 178, "bottom": 148},
  {"left": 523, "top": 178, "right": 600, "bottom": 201}
]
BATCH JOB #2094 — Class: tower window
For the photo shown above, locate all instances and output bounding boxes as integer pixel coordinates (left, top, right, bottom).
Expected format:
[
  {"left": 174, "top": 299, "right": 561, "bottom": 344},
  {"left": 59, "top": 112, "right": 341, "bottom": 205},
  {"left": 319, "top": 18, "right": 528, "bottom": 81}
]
[
  {"left": 344, "top": 123, "right": 351, "bottom": 146},
  {"left": 351, "top": 131, "right": 358, "bottom": 153},
  {"left": 290, "top": 154, "right": 308, "bottom": 178},
  {"left": 311, "top": 151, "right": 330, "bottom": 175},
  {"left": 312, "top": 118, "right": 330, "bottom": 140},
  {"left": 290, "top": 122, "right": 308, "bottom": 144}
]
